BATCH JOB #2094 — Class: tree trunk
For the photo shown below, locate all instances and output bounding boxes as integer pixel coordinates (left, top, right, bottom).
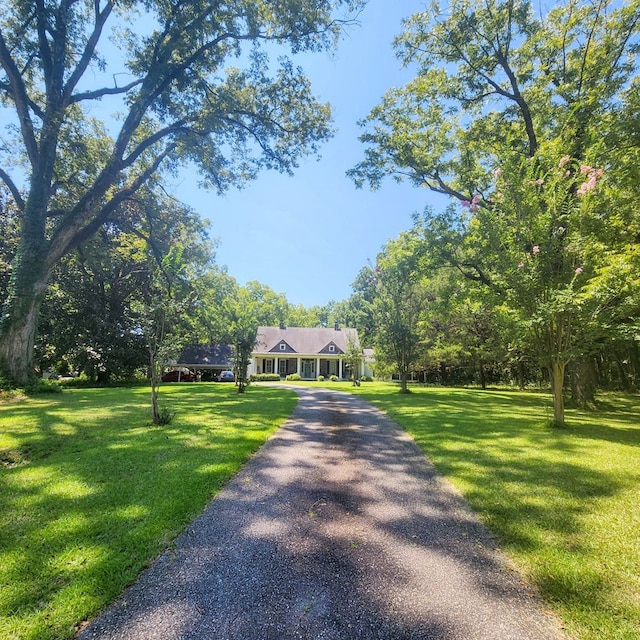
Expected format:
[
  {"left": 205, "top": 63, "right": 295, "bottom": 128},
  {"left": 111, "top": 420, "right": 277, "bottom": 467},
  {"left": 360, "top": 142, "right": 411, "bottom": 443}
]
[
  {"left": 517, "top": 358, "right": 526, "bottom": 390},
  {"left": 570, "top": 357, "right": 597, "bottom": 408},
  {"left": 0, "top": 246, "right": 51, "bottom": 384},
  {"left": 479, "top": 358, "right": 486, "bottom": 390},
  {"left": 399, "top": 370, "right": 409, "bottom": 393},
  {"left": 549, "top": 360, "right": 566, "bottom": 425}
]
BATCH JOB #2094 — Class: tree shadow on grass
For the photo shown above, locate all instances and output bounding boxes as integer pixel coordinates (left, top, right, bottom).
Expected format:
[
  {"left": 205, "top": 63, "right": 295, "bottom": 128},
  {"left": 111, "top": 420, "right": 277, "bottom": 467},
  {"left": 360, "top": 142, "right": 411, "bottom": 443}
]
[
  {"left": 0, "top": 384, "right": 298, "bottom": 640},
  {"left": 357, "top": 386, "right": 639, "bottom": 638},
  {"left": 78, "top": 387, "right": 565, "bottom": 640}
]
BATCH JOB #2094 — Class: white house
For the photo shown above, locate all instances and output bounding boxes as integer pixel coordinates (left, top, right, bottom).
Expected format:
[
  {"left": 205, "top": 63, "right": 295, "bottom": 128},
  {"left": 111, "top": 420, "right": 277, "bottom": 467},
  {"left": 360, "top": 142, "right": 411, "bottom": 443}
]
[{"left": 250, "top": 324, "right": 367, "bottom": 380}]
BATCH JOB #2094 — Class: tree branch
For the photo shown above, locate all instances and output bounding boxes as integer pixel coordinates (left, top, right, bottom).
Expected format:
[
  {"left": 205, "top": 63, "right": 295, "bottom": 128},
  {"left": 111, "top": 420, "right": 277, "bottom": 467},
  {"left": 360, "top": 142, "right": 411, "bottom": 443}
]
[
  {"left": 63, "top": 0, "right": 115, "bottom": 103},
  {"left": 0, "top": 168, "right": 25, "bottom": 211},
  {"left": 70, "top": 78, "right": 143, "bottom": 103},
  {"left": 0, "top": 31, "right": 39, "bottom": 165}
]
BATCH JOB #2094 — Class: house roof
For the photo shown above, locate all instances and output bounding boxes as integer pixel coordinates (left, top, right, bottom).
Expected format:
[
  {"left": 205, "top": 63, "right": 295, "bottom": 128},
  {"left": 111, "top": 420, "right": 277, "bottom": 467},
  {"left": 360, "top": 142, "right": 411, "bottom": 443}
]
[
  {"left": 177, "top": 344, "right": 234, "bottom": 368},
  {"left": 254, "top": 326, "right": 360, "bottom": 356}
]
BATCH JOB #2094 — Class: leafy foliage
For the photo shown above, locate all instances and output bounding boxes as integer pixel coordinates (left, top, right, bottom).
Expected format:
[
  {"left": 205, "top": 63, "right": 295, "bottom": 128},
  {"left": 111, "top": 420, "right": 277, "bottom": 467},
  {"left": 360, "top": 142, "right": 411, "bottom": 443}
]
[
  {"left": 0, "top": 0, "right": 364, "bottom": 382},
  {"left": 350, "top": 0, "right": 640, "bottom": 420}
]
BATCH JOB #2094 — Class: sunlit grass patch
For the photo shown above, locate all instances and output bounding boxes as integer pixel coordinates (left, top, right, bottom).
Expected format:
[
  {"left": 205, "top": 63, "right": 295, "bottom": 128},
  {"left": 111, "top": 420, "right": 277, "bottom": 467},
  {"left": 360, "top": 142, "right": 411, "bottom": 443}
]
[
  {"left": 0, "top": 384, "right": 297, "bottom": 640},
  {"left": 352, "top": 383, "right": 640, "bottom": 640}
]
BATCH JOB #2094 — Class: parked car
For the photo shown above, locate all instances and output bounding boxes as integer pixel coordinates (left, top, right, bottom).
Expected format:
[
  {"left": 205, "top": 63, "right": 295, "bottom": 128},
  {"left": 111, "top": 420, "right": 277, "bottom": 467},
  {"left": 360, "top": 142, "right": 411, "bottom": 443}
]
[
  {"left": 161, "top": 369, "right": 195, "bottom": 382},
  {"left": 218, "top": 370, "right": 235, "bottom": 382}
]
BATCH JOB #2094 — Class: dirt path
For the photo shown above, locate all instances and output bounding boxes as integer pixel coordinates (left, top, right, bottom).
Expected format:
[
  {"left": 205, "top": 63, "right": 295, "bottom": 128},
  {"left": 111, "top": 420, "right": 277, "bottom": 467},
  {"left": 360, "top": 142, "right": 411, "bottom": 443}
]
[{"left": 79, "top": 386, "right": 565, "bottom": 640}]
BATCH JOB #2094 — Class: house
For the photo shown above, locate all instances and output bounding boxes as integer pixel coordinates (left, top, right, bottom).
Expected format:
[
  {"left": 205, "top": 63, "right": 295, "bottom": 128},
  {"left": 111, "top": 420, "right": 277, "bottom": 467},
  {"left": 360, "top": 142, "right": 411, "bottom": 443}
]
[{"left": 250, "top": 324, "right": 365, "bottom": 381}]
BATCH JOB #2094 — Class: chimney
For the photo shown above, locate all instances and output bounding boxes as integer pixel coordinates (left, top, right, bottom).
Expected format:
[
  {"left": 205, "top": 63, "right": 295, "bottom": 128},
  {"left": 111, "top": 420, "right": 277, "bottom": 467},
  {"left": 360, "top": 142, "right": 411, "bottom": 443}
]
[
  {"left": 334, "top": 322, "right": 339, "bottom": 331},
  {"left": 279, "top": 320, "right": 286, "bottom": 330}
]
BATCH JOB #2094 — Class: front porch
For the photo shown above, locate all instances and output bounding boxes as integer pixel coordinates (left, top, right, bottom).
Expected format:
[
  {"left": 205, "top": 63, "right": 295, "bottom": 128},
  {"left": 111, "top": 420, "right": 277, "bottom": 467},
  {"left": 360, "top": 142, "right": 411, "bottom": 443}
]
[{"left": 255, "top": 356, "right": 355, "bottom": 380}]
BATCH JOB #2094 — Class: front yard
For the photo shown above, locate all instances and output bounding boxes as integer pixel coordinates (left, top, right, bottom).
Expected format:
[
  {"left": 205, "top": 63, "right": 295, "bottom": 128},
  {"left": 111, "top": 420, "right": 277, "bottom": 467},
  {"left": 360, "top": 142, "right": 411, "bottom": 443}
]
[{"left": 1, "top": 381, "right": 638, "bottom": 640}]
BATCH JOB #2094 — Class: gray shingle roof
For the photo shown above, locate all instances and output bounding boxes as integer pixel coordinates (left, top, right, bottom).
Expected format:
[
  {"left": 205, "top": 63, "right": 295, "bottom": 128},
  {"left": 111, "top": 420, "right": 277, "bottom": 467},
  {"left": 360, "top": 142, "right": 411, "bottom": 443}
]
[
  {"left": 254, "top": 326, "right": 359, "bottom": 356},
  {"left": 178, "top": 344, "right": 234, "bottom": 368}
]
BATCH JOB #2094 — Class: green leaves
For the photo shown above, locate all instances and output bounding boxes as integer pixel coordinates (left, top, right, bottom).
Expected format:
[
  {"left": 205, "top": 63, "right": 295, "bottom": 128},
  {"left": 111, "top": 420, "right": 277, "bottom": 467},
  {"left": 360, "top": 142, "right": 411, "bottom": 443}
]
[{"left": 350, "top": 0, "right": 640, "bottom": 420}]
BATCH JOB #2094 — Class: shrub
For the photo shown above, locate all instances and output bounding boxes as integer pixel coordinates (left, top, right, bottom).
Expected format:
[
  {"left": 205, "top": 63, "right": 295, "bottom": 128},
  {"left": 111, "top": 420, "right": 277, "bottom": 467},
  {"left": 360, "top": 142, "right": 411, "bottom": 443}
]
[
  {"left": 24, "top": 379, "right": 63, "bottom": 395},
  {"left": 155, "top": 407, "right": 176, "bottom": 425},
  {"left": 360, "top": 375, "right": 373, "bottom": 382},
  {"left": 317, "top": 375, "right": 325, "bottom": 382},
  {"left": 59, "top": 373, "right": 96, "bottom": 388},
  {"left": 329, "top": 375, "right": 339, "bottom": 382},
  {"left": 0, "top": 372, "right": 16, "bottom": 391},
  {"left": 286, "top": 373, "right": 301, "bottom": 381},
  {"left": 249, "top": 374, "right": 281, "bottom": 382}
]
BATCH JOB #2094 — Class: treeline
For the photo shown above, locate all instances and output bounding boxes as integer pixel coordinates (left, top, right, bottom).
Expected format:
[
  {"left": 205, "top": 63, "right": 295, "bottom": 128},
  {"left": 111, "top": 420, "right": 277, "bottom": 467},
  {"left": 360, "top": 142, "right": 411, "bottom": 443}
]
[{"left": 0, "top": 184, "right": 345, "bottom": 385}]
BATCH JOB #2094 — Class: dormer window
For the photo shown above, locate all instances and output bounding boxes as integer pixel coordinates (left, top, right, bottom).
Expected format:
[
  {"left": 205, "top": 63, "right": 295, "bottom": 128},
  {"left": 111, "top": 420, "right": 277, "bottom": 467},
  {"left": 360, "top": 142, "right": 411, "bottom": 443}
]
[
  {"left": 279, "top": 343, "right": 287, "bottom": 351},
  {"left": 329, "top": 345, "right": 335, "bottom": 353}
]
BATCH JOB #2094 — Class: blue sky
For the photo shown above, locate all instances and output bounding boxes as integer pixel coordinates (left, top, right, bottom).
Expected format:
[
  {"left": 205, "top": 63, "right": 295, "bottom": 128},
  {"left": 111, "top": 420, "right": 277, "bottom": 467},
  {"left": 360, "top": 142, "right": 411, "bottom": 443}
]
[{"left": 172, "top": 0, "right": 449, "bottom": 308}]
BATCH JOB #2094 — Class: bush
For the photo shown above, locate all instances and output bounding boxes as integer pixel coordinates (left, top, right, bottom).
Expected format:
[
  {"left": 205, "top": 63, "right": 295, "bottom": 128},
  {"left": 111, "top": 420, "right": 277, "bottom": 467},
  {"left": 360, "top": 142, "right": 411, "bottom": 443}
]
[
  {"left": 24, "top": 379, "right": 63, "bottom": 395},
  {"left": 155, "top": 407, "right": 176, "bottom": 425},
  {"left": 329, "top": 375, "right": 339, "bottom": 382},
  {"left": 59, "top": 373, "right": 94, "bottom": 388},
  {"left": 317, "top": 375, "right": 325, "bottom": 382},
  {"left": 0, "top": 372, "right": 16, "bottom": 391},
  {"left": 249, "top": 374, "right": 281, "bottom": 382},
  {"left": 286, "top": 373, "right": 301, "bottom": 381},
  {"left": 360, "top": 375, "right": 373, "bottom": 382}
]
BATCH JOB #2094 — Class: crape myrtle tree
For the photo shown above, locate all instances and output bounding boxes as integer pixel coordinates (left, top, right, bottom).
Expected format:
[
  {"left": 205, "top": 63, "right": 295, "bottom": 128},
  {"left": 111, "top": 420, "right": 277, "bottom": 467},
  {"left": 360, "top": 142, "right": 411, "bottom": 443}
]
[
  {"left": 344, "top": 333, "right": 364, "bottom": 384},
  {"left": 224, "top": 286, "right": 261, "bottom": 394},
  {"left": 349, "top": 0, "right": 640, "bottom": 424},
  {"left": 134, "top": 246, "right": 196, "bottom": 424},
  {"left": 0, "top": 0, "right": 366, "bottom": 384}
]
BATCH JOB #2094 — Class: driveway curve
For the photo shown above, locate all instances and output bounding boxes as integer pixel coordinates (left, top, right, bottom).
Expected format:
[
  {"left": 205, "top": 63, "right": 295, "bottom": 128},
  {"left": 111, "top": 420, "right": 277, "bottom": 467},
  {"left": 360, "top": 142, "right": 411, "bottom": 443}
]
[{"left": 79, "top": 386, "right": 565, "bottom": 640}]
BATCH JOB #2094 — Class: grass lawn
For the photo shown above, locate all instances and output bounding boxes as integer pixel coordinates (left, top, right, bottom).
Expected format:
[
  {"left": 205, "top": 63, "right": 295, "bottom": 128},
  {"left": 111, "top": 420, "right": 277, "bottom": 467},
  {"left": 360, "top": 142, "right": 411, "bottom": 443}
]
[
  {"left": 0, "top": 383, "right": 297, "bottom": 640},
  {"left": 341, "top": 382, "right": 640, "bottom": 640}
]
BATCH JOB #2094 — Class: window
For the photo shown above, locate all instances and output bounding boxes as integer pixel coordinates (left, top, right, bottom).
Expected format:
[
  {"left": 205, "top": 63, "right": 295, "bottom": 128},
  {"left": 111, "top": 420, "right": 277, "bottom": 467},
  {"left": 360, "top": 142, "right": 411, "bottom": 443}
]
[
  {"left": 328, "top": 345, "right": 335, "bottom": 353},
  {"left": 279, "top": 343, "right": 287, "bottom": 351}
]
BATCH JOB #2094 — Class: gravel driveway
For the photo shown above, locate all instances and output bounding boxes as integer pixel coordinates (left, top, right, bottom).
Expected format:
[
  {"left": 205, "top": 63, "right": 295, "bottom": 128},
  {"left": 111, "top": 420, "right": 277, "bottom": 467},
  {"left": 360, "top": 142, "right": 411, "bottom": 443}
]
[{"left": 78, "top": 386, "right": 565, "bottom": 640}]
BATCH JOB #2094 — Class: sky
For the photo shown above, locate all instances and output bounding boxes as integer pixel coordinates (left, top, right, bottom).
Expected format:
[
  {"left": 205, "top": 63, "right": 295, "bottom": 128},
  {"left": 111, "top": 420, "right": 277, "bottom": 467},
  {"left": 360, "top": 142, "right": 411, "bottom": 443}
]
[{"left": 171, "top": 0, "right": 449, "bottom": 308}]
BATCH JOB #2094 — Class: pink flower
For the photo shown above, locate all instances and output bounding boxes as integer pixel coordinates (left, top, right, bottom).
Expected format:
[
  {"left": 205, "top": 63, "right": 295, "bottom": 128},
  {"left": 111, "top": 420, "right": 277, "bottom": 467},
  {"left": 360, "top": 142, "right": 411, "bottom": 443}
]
[
  {"left": 575, "top": 267, "right": 583, "bottom": 274},
  {"left": 533, "top": 245, "right": 540, "bottom": 254},
  {"left": 461, "top": 200, "right": 471, "bottom": 207},
  {"left": 518, "top": 262, "right": 525, "bottom": 269},
  {"left": 494, "top": 168, "right": 503, "bottom": 178},
  {"left": 535, "top": 178, "right": 545, "bottom": 186},
  {"left": 557, "top": 226, "right": 566, "bottom": 233},
  {"left": 576, "top": 165, "right": 604, "bottom": 196},
  {"left": 559, "top": 155, "right": 571, "bottom": 167}
]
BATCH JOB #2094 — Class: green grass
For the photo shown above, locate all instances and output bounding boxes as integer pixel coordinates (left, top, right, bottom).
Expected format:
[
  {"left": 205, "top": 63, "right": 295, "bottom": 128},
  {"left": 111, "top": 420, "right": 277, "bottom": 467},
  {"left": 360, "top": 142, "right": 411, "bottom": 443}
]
[
  {"left": 2, "top": 380, "right": 639, "bottom": 639},
  {"left": 0, "top": 384, "right": 297, "bottom": 640},
  {"left": 343, "top": 382, "right": 640, "bottom": 640}
]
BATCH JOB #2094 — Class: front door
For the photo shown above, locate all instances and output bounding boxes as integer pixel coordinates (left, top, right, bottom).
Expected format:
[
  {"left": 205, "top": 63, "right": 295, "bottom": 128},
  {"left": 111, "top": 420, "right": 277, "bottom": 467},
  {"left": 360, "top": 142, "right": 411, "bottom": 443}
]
[{"left": 302, "top": 360, "right": 314, "bottom": 379}]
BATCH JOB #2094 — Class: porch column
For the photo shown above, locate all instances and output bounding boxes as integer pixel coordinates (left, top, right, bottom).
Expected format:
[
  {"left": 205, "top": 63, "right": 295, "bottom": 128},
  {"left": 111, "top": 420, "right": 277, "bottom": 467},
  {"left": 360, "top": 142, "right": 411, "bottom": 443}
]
[
  {"left": 275, "top": 357, "right": 279, "bottom": 377},
  {"left": 316, "top": 357, "right": 320, "bottom": 379},
  {"left": 339, "top": 358, "right": 343, "bottom": 379},
  {"left": 297, "top": 357, "right": 301, "bottom": 375}
]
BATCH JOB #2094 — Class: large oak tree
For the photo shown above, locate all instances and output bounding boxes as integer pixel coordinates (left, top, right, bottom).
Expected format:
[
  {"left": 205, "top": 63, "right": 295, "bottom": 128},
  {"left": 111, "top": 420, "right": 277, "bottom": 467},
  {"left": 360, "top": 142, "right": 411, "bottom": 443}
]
[{"left": 0, "top": 0, "right": 364, "bottom": 383}]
